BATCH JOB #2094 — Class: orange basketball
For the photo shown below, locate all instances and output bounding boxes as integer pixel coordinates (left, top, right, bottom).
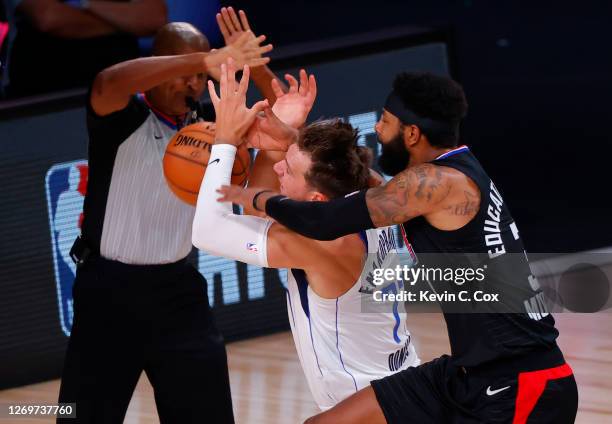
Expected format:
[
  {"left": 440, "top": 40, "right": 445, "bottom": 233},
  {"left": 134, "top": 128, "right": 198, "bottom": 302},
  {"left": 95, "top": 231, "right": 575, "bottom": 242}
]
[{"left": 163, "top": 121, "right": 250, "bottom": 206}]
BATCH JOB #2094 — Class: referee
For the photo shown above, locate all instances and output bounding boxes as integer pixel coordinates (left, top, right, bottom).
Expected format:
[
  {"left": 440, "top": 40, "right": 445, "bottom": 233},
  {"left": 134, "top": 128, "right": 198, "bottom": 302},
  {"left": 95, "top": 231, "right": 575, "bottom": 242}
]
[{"left": 57, "top": 21, "right": 275, "bottom": 423}]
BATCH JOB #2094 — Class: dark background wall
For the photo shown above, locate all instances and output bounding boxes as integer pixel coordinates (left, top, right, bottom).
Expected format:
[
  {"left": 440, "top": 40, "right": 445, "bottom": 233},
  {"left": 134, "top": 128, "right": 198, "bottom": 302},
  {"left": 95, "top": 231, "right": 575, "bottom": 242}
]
[
  {"left": 1, "top": 0, "right": 610, "bottom": 389},
  {"left": 227, "top": 0, "right": 612, "bottom": 252}
]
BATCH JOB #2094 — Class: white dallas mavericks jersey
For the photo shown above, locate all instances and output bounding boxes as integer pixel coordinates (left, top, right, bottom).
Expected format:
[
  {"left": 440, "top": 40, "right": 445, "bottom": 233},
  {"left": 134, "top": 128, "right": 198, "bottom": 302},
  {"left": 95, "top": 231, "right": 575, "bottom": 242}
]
[{"left": 285, "top": 227, "right": 419, "bottom": 410}]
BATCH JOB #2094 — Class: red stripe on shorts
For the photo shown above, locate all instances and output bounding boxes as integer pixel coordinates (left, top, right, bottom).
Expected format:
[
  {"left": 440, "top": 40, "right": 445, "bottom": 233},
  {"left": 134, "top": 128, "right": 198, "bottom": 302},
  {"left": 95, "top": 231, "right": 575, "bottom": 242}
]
[
  {"left": 399, "top": 224, "right": 418, "bottom": 263},
  {"left": 512, "top": 362, "right": 573, "bottom": 424}
]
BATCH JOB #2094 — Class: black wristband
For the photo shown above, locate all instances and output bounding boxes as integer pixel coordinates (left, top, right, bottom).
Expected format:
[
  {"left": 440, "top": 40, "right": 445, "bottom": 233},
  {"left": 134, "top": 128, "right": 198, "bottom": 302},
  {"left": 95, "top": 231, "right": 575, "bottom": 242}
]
[{"left": 252, "top": 190, "right": 275, "bottom": 212}]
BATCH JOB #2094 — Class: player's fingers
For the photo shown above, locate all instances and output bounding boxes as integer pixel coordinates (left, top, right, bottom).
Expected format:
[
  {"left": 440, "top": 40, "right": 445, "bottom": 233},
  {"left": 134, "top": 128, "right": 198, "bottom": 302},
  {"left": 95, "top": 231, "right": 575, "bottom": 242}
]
[
  {"left": 238, "top": 9, "right": 251, "bottom": 31},
  {"left": 249, "top": 57, "right": 270, "bottom": 67},
  {"left": 250, "top": 99, "right": 270, "bottom": 117},
  {"left": 216, "top": 185, "right": 241, "bottom": 202},
  {"left": 247, "top": 104, "right": 269, "bottom": 133},
  {"left": 238, "top": 65, "right": 250, "bottom": 96},
  {"left": 228, "top": 7, "right": 242, "bottom": 32},
  {"left": 257, "top": 43, "right": 273, "bottom": 55},
  {"left": 207, "top": 80, "right": 220, "bottom": 108},
  {"left": 216, "top": 186, "right": 231, "bottom": 202},
  {"left": 285, "top": 74, "right": 298, "bottom": 93},
  {"left": 253, "top": 34, "right": 266, "bottom": 46},
  {"left": 263, "top": 105, "right": 276, "bottom": 119},
  {"left": 216, "top": 193, "right": 235, "bottom": 203},
  {"left": 221, "top": 7, "right": 236, "bottom": 33},
  {"left": 271, "top": 78, "right": 285, "bottom": 98},
  {"left": 298, "top": 69, "right": 308, "bottom": 96},
  {"left": 307, "top": 74, "right": 317, "bottom": 104},
  {"left": 216, "top": 13, "right": 230, "bottom": 39}
]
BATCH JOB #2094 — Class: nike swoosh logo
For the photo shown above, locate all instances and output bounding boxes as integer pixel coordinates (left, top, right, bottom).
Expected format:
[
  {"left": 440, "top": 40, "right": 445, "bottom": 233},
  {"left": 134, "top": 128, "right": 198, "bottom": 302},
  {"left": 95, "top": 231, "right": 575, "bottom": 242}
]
[
  {"left": 154, "top": 134, "right": 162, "bottom": 139},
  {"left": 208, "top": 158, "right": 220, "bottom": 165},
  {"left": 486, "top": 385, "right": 510, "bottom": 396}
]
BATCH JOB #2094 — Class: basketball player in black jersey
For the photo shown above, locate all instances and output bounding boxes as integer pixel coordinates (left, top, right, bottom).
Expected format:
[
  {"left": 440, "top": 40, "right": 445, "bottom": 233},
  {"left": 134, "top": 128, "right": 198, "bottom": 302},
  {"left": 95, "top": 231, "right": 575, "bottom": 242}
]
[{"left": 218, "top": 73, "right": 579, "bottom": 423}]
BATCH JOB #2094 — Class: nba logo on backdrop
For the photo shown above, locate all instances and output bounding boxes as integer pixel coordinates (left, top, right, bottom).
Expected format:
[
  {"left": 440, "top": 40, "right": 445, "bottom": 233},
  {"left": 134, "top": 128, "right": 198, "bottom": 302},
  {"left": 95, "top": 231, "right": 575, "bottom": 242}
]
[{"left": 45, "top": 160, "right": 88, "bottom": 336}]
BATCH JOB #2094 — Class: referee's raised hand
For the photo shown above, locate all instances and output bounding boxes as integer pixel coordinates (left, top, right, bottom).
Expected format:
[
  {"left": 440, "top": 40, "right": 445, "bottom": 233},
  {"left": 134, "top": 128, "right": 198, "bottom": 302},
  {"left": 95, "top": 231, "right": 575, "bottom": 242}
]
[
  {"left": 217, "top": 7, "right": 272, "bottom": 69},
  {"left": 208, "top": 58, "right": 269, "bottom": 147}
]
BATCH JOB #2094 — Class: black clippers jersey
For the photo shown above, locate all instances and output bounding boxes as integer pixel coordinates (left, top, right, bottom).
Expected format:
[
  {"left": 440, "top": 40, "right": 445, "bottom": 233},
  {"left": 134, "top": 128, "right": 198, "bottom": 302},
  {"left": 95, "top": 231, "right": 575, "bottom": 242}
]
[{"left": 402, "top": 146, "right": 560, "bottom": 368}]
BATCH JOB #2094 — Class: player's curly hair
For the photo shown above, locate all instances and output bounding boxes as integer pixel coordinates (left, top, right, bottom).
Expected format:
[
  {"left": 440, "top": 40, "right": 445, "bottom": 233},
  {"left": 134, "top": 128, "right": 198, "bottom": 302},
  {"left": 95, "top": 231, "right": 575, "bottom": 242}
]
[
  {"left": 393, "top": 72, "right": 468, "bottom": 148},
  {"left": 297, "top": 119, "right": 371, "bottom": 199}
]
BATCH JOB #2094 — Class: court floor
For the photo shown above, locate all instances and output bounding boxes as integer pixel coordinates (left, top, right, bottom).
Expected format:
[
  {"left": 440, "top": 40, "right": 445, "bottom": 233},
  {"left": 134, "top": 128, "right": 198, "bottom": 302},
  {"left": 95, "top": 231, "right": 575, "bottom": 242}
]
[{"left": 1, "top": 313, "right": 611, "bottom": 423}]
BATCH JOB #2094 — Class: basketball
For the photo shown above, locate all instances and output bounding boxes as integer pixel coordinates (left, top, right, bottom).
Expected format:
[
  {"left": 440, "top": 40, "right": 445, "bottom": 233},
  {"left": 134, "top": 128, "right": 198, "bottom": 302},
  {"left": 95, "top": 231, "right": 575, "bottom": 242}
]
[{"left": 163, "top": 121, "right": 251, "bottom": 205}]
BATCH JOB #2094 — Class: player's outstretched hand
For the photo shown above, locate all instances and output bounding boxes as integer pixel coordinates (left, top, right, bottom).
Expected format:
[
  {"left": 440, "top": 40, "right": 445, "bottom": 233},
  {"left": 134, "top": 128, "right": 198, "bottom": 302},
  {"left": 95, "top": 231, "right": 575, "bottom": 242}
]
[
  {"left": 217, "top": 7, "right": 251, "bottom": 46},
  {"left": 245, "top": 69, "right": 317, "bottom": 151},
  {"left": 271, "top": 69, "right": 317, "bottom": 129},
  {"left": 208, "top": 58, "right": 269, "bottom": 146}
]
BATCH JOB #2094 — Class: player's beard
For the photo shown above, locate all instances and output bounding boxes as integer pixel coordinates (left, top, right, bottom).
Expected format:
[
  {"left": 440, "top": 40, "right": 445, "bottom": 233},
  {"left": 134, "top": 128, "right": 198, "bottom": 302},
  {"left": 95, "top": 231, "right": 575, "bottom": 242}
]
[{"left": 378, "top": 131, "right": 410, "bottom": 176}]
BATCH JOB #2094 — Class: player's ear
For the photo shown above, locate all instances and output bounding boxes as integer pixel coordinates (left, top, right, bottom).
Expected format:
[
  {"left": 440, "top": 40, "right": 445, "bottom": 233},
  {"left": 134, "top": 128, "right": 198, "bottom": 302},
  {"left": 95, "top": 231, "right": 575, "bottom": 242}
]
[{"left": 403, "top": 124, "right": 421, "bottom": 148}]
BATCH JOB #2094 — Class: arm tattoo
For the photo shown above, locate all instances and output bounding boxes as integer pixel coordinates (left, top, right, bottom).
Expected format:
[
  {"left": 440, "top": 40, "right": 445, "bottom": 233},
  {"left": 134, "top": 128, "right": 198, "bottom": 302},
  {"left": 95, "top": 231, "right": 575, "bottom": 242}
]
[
  {"left": 366, "top": 164, "right": 450, "bottom": 227},
  {"left": 414, "top": 166, "right": 428, "bottom": 199},
  {"left": 444, "top": 190, "right": 480, "bottom": 216}
]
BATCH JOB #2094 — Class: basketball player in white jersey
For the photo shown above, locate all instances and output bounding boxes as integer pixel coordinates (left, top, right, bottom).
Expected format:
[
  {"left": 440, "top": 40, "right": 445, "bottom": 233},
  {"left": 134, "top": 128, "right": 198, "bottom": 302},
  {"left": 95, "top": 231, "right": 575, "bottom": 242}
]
[{"left": 191, "top": 60, "right": 419, "bottom": 410}]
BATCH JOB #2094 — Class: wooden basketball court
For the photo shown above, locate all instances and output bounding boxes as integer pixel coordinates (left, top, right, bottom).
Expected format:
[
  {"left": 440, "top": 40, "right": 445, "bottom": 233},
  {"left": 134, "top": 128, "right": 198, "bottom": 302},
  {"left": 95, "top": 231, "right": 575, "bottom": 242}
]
[{"left": 1, "top": 313, "right": 610, "bottom": 423}]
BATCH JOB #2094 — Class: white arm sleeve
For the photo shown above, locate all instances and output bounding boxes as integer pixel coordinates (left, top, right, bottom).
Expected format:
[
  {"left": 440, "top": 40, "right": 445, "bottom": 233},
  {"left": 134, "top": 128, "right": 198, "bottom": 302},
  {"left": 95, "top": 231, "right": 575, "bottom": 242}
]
[{"left": 192, "top": 144, "right": 273, "bottom": 267}]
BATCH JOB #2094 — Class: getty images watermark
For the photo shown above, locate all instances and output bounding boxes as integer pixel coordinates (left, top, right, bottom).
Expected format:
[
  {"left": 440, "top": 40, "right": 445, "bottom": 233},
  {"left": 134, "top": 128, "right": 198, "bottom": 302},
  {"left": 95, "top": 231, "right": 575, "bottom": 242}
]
[
  {"left": 370, "top": 264, "right": 498, "bottom": 303},
  {"left": 361, "top": 252, "right": 612, "bottom": 314}
]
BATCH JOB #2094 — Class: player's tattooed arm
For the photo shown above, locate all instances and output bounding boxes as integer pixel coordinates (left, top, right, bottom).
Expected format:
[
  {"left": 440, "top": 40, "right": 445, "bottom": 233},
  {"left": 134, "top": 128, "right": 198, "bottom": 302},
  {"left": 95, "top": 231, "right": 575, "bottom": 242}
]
[{"left": 366, "top": 163, "right": 453, "bottom": 227}]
